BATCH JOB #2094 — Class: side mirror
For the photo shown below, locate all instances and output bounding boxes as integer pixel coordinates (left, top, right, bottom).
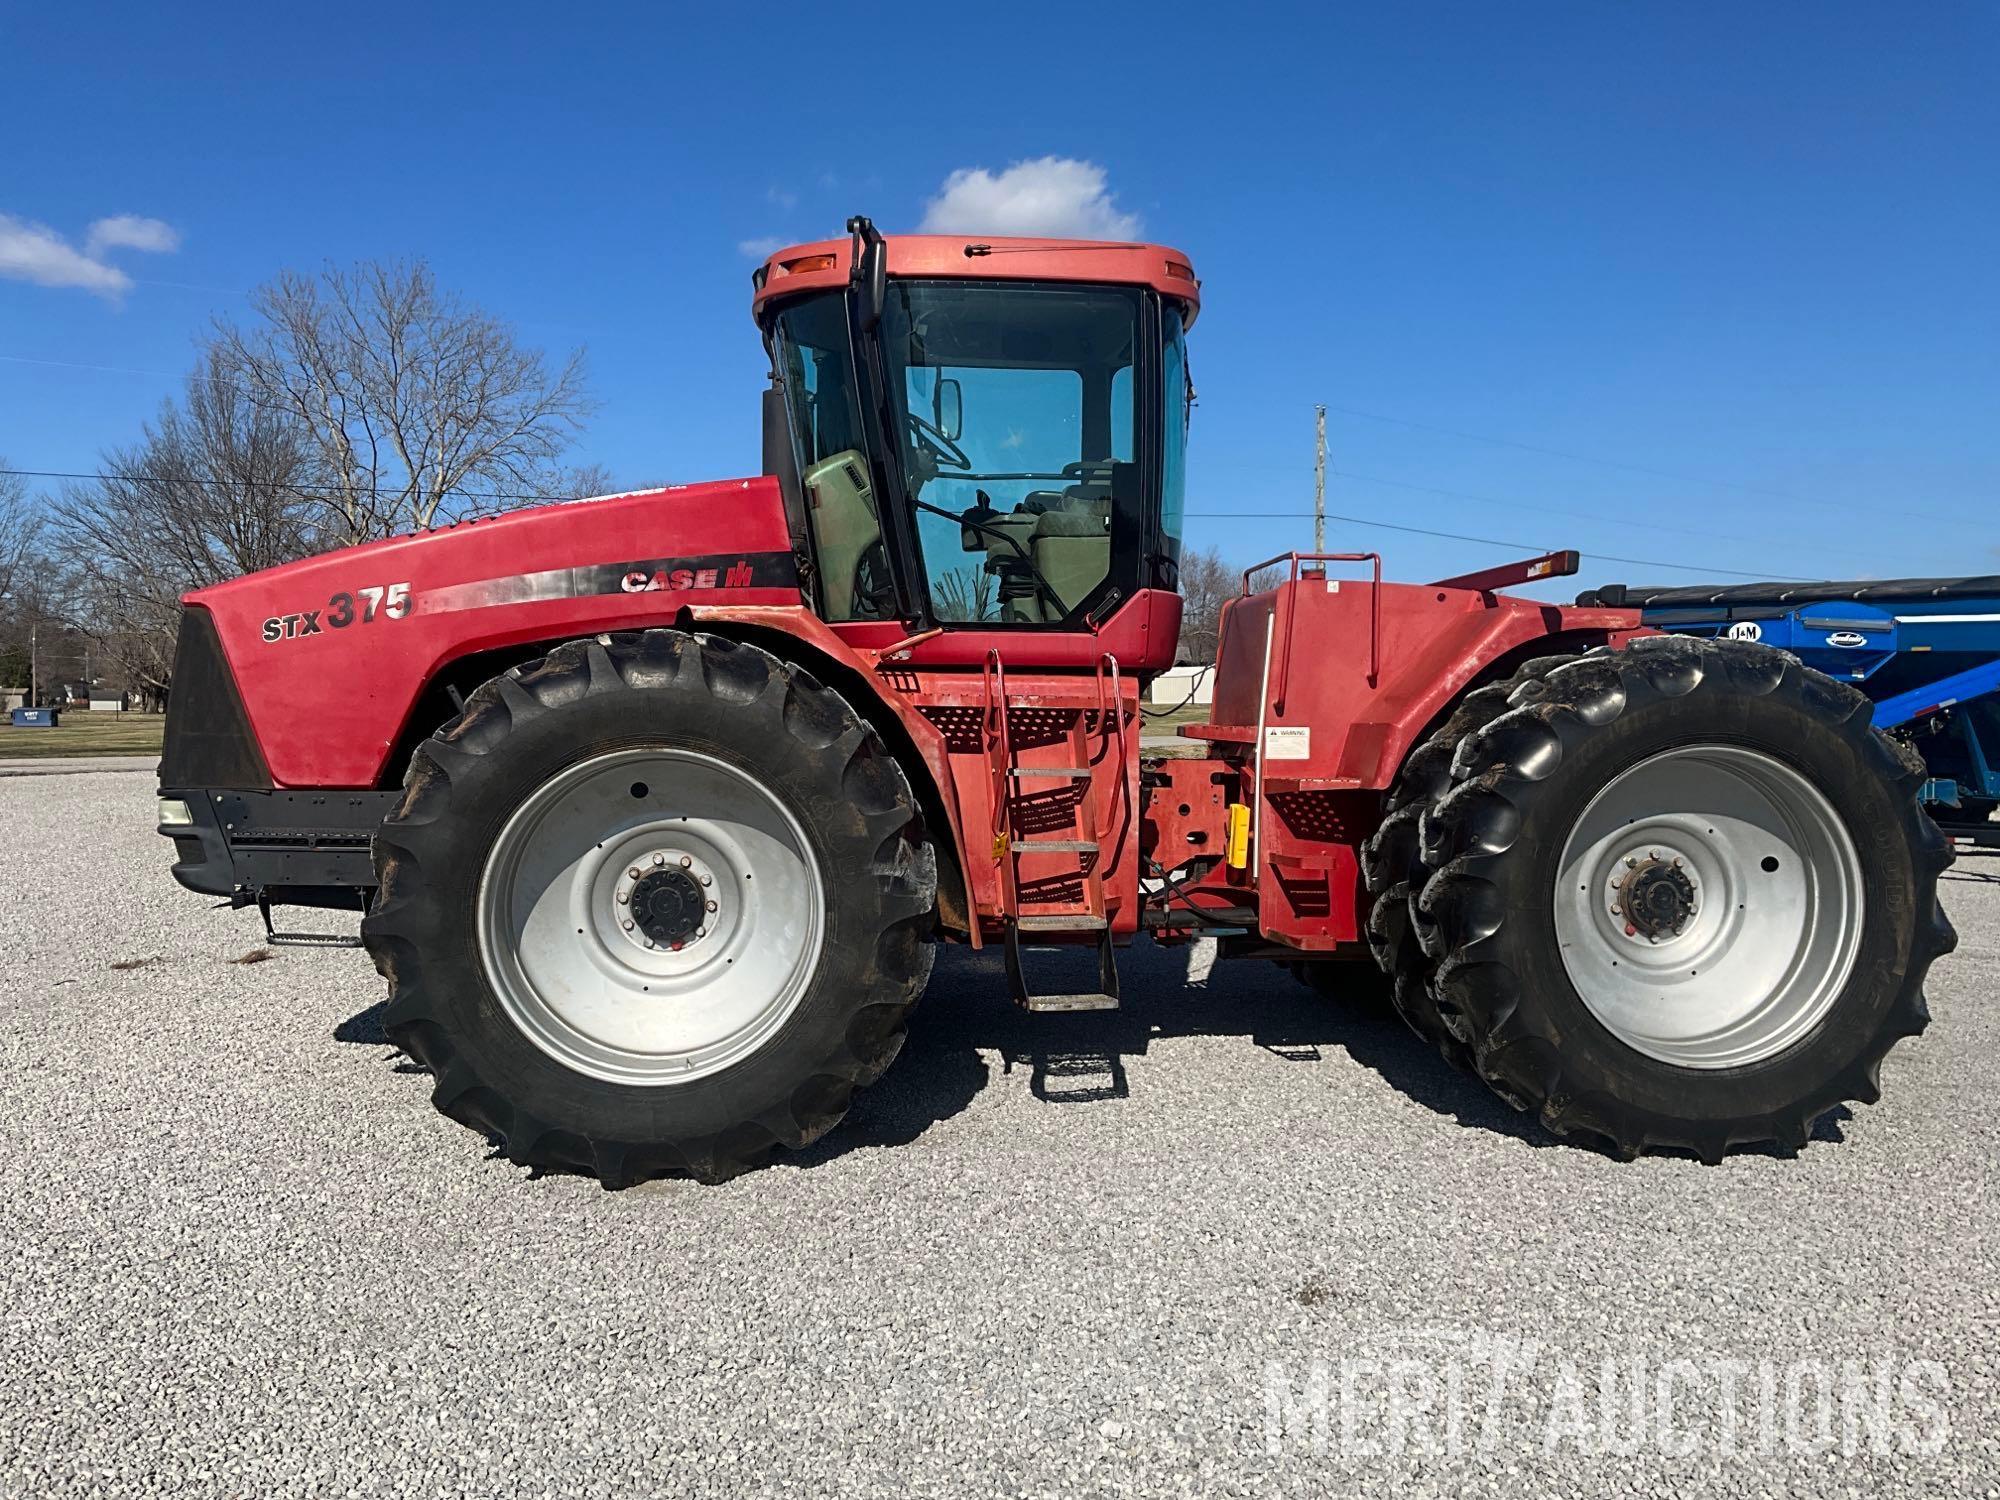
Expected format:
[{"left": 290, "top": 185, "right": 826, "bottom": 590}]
[
  {"left": 934, "top": 377, "right": 963, "bottom": 441},
  {"left": 847, "top": 215, "right": 887, "bottom": 329}
]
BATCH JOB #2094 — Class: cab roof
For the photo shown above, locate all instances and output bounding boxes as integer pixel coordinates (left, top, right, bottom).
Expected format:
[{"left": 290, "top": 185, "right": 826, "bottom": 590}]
[{"left": 751, "top": 233, "right": 1200, "bottom": 328}]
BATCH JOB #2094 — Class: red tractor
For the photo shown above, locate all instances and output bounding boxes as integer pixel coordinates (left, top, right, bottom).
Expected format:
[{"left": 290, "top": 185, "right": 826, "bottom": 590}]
[{"left": 156, "top": 219, "right": 1953, "bottom": 1185}]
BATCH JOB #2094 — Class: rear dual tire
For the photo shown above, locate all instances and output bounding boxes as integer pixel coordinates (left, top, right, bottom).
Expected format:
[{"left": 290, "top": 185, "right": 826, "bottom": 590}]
[
  {"left": 362, "top": 630, "right": 937, "bottom": 1187},
  {"left": 1366, "top": 636, "right": 1954, "bottom": 1161}
]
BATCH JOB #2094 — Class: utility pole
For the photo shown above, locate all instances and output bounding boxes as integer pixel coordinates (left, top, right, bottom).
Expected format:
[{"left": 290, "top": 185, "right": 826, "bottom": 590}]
[
  {"left": 28, "top": 621, "right": 36, "bottom": 709},
  {"left": 1313, "top": 405, "right": 1327, "bottom": 553}
]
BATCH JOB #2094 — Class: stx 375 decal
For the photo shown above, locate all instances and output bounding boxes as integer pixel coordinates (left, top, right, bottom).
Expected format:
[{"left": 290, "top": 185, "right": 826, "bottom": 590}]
[{"left": 263, "top": 581, "right": 413, "bottom": 642}]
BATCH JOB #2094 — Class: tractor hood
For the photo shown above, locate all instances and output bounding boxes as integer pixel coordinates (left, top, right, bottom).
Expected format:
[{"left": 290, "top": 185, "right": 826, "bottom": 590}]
[{"left": 181, "top": 477, "right": 802, "bottom": 787}]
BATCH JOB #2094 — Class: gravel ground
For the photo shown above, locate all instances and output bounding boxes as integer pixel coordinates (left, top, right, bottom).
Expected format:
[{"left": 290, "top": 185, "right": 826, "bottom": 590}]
[{"left": 2, "top": 771, "right": 1995, "bottom": 1497}]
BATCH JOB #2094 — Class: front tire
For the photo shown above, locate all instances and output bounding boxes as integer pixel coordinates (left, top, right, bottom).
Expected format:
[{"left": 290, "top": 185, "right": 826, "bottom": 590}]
[
  {"left": 1411, "top": 636, "right": 1955, "bottom": 1161},
  {"left": 361, "top": 630, "right": 937, "bottom": 1186}
]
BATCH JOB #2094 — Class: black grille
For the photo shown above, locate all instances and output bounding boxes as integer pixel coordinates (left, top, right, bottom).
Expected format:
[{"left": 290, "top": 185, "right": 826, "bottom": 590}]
[{"left": 159, "top": 606, "right": 272, "bottom": 788}]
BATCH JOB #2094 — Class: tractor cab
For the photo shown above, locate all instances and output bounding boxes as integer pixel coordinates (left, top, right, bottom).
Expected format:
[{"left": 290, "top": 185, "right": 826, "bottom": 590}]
[{"left": 753, "top": 220, "right": 1200, "bottom": 645}]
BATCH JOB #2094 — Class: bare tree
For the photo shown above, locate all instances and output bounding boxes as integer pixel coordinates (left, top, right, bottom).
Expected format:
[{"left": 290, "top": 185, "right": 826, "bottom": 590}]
[
  {"left": 0, "top": 463, "right": 48, "bottom": 690},
  {"left": 0, "top": 463, "right": 43, "bottom": 616},
  {"left": 1174, "top": 546, "right": 1237, "bottom": 664},
  {"left": 209, "top": 260, "right": 593, "bottom": 543},
  {"left": 49, "top": 352, "right": 319, "bottom": 706},
  {"left": 1174, "top": 547, "right": 1290, "bottom": 664},
  {"left": 933, "top": 563, "right": 997, "bottom": 623},
  {"left": 546, "top": 461, "right": 622, "bottom": 502}
]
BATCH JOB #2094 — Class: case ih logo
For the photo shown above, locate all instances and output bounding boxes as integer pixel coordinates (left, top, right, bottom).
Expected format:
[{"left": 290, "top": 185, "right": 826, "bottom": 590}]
[
  {"left": 621, "top": 559, "right": 758, "bottom": 593},
  {"left": 394, "top": 550, "right": 799, "bottom": 621}
]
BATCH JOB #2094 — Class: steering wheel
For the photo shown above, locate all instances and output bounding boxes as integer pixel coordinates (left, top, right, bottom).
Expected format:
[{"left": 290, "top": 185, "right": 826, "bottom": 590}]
[{"left": 907, "top": 410, "right": 970, "bottom": 471}]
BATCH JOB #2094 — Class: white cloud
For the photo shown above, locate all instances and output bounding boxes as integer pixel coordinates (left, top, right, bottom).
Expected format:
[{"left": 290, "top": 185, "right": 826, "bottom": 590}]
[
  {"left": 738, "top": 235, "right": 786, "bottom": 260},
  {"left": 0, "top": 212, "right": 179, "bottom": 298},
  {"left": 85, "top": 214, "right": 180, "bottom": 257},
  {"left": 764, "top": 186, "right": 797, "bottom": 210},
  {"left": 918, "top": 157, "right": 1141, "bottom": 240}
]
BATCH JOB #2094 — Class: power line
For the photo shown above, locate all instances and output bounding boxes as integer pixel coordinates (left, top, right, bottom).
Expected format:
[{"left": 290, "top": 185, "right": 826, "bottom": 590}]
[
  {"left": 12, "top": 464, "right": 1811, "bottom": 580},
  {"left": 1184, "top": 508, "right": 1809, "bottom": 581},
  {"left": 1321, "top": 465, "right": 1881, "bottom": 564},
  {"left": 1321, "top": 400, "right": 1987, "bottom": 528},
  {"left": 0, "top": 354, "right": 182, "bottom": 380},
  {"left": 0, "top": 465, "right": 574, "bottom": 507}
]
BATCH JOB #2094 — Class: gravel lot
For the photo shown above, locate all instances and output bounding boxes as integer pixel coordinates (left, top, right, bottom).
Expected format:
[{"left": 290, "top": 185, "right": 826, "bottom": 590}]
[{"left": 3, "top": 771, "right": 1995, "bottom": 1497}]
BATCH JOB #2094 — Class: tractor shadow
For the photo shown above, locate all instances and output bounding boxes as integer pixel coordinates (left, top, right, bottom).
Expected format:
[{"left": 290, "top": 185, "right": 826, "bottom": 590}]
[
  {"left": 796, "top": 937, "right": 1560, "bottom": 1163},
  {"left": 814, "top": 937, "right": 1849, "bottom": 1165},
  {"left": 333, "top": 937, "right": 1850, "bottom": 1178}
]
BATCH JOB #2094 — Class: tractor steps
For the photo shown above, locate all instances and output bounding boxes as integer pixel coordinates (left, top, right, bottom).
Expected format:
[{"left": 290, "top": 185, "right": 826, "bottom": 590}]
[
  {"left": 982, "top": 649, "right": 1131, "bottom": 1015},
  {"left": 1015, "top": 913, "right": 1108, "bottom": 932},
  {"left": 1018, "top": 991, "right": 1121, "bottom": 1013}
]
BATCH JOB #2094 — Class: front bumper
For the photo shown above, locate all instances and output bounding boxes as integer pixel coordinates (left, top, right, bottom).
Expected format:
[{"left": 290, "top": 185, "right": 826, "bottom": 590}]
[
  {"left": 159, "top": 787, "right": 400, "bottom": 909},
  {"left": 157, "top": 603, "right": 399, "bottom": 910}
]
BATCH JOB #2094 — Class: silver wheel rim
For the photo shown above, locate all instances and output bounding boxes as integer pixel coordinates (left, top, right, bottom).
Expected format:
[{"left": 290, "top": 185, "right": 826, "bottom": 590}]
[
  {"left": 1552, "top": 745, "right": 1863, "bottom": 1070},
  {"left": 476, "top": 748, "right": 824, "bottom": 1086}
]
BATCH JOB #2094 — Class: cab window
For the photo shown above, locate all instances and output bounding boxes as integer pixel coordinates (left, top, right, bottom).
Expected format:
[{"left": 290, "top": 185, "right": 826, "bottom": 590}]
[{"left": 883, "top": 282, "right": 1141, "bottom": 625}]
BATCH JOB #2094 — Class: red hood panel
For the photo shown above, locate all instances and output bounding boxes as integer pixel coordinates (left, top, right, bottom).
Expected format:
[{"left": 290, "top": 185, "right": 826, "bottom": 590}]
[{"left": 191, "top": 478, "right": 800, "bottom": 787}]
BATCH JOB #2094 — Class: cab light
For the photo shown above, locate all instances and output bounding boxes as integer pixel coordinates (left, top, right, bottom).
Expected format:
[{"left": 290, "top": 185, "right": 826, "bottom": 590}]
[
  {"left": 158, "top": 798, "right": 195, "bottom": 828},
  {"left": 1165, "top": 259, "right": 1195, "bottom": 282},
  {"left": 779, "top": 253, "right": 837, "bottom": 275}
]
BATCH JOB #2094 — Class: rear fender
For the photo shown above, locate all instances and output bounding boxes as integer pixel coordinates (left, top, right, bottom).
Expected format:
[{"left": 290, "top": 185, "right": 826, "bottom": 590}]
[{"left": 1212, "top": 577, "right": 1641, "bottom": 790}]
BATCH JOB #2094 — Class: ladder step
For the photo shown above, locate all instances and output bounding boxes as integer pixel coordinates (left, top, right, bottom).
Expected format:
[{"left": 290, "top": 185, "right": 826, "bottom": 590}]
[
  {"left": 1018, "top": 992, "right": 1120, "bottom": 1013},
  {"left": 1015, "top": 914, "right": 1109, "bottom": 932},
  {"left": 1009, "top": 766, "right": 1091, "bottom": 779},
  {"left": 1012, "top": 839, "right": 1098, "bottom": 853}
]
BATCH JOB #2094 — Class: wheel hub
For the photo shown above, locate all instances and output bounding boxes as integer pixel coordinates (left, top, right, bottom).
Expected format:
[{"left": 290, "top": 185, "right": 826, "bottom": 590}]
[
  {"left": 612, "top": 848, "right": 720, "bottom": 952},
  {"left": 630, "top": 866, "right": 707, "bottom": 948},
  {"left": 1613, "top": 854, "right": 1698, "bottom": 942}
]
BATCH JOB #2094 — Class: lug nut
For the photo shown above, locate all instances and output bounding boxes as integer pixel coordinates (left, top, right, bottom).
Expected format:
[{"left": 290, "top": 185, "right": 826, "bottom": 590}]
[
  {"left": 621, "top": 919, "right": 634, "bottom": 931},
  {"left": 644, "top": 938, "right": 656, "bottom": 948},
  {"left": 705, "top": 899, "right": 718, "bottom": 912},
  {"left": 627, "top": 866, "right": 641, "bottom": 879},
  {"left": 699, "top": 874, "right": 712, "bottom": 887},
  {"left": 1625, "top": 857, "right": 1637, "bottom": 869},
  {"left": 680, "top": 856, "right": 693, "bottom": 869},
  {"left": 653, "top": 852, "right": 666, "bottom": 866},
  {"left": 617, "top": 891, "right": 629, "bottom": 905},
  {"left": 694, "top": 926, "right": 707, "bottom": 939}
]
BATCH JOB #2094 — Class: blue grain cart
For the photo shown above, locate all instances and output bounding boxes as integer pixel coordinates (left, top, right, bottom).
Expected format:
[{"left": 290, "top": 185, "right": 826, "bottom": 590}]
[{"left": 1577, "top": 576, "right": 2000, "bottom": 846}]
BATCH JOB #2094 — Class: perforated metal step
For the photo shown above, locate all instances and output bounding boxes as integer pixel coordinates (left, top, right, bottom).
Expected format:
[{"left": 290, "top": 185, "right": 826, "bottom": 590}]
[{"left": 1019, "top": 992, "right": 1120, "bottom": 1013}]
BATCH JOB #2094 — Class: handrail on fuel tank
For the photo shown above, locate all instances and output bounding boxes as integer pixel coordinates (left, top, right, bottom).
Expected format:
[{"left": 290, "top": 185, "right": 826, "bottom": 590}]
[{"left": 1241, "top": 551, "right": 1383, "bottom": 711}]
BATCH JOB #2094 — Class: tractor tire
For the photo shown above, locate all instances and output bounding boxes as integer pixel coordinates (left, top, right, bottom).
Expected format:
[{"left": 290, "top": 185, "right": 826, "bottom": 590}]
[
  {"left": 1360, "top": 653, "right": 1579, "bottom": 1068},
  {"left": 361, "top": 630, "right": 937, "bottom": 1187},
  {"left": 1408, "top": 635, "right": 1955, "bottom": 1161}
]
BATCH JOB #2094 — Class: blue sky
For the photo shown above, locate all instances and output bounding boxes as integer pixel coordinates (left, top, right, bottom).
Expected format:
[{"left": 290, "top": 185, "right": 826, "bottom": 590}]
[{"left": 2, "top": 0, "right": 1995, "bottom": 599}]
